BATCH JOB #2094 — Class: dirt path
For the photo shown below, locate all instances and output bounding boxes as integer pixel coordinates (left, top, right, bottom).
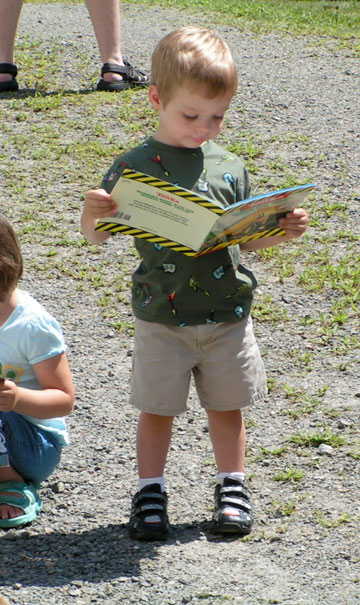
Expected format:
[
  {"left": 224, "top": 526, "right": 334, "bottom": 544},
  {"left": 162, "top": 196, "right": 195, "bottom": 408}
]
[{"left": 0, "top": 3, "right": 359, "bottom": 604}]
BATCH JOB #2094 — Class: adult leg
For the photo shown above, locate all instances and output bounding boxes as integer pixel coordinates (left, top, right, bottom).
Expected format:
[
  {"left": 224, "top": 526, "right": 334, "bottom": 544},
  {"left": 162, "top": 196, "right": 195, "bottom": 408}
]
[
  {"left": 85, "top": 0, "right": 123, "bottom": 82},
  {"left": 85, "top": 0, "right": 149, "bottom": 90},
  {"left": 0, "top": 0, "right": 23, "bottom": 87}
]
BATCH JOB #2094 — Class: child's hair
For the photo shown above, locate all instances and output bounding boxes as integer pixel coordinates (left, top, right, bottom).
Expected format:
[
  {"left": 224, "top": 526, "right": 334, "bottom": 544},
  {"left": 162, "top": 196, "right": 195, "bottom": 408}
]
[
  {"left": 151, "top": 26, "right": 238, "bottom": 106},
  {"left": 0, "top": 214, "right": 23, "bottom": 302}
]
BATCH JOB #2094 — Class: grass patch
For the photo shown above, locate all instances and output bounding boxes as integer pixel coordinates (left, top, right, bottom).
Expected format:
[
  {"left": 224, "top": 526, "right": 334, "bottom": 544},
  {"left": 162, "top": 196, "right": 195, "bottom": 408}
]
[{"left": 26, "top": 0, "right": 360, "bottom": 51}]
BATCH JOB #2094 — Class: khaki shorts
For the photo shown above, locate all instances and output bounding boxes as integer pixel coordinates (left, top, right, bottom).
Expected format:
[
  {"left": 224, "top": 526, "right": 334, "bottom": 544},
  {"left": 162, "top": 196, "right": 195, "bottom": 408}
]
[{"left": 130, "top": 316, "right": 267, "bottom": 416}]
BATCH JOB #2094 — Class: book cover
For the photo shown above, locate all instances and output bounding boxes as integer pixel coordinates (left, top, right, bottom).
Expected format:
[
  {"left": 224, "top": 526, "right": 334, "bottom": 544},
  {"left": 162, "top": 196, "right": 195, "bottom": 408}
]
[{"left": 95, "top": 169, "right": 316, "bottom": 256}]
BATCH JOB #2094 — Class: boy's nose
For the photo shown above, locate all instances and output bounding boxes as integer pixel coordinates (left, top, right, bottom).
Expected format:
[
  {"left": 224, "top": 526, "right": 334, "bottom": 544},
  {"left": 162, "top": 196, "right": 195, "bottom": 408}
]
[{"left": 196, "top": 120, "right": 211, "bottom": 135}]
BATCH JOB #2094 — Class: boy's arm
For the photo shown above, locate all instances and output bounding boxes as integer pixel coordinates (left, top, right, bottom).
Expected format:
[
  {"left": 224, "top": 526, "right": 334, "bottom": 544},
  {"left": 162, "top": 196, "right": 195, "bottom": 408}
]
[
  {"left": 240, "top": 208, "right": 309, "bottom": 251},
  {"left": 0, "top": 353, "right": 75, "bottom": 418},
  {"left": 81, "top": 188, "right": 118, "bottom": 244}
]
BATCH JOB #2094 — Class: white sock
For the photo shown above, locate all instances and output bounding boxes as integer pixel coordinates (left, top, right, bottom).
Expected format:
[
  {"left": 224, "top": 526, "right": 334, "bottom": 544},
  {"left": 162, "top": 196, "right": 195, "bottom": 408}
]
[
  {"left": 138, "top": 476, "right": 165, "bottom": 524},
  {"left": 217, "top": 471, "right": 245, "bottom": 485},
  {"left": 138, "top": 476, "right": 165, "bottom": 492}
]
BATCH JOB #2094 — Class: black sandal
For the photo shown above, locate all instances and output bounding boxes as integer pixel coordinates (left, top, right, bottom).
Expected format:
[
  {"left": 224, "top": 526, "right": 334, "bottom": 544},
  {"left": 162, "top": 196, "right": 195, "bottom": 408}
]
[
  {"left": 96, "top": 61, "right": 149, "bottom": 92},
  {"left": 0, "top": 63, "right": 19, "bottom": 92},
  {"left": 128, "top": 483, "right": 170, "bottom": 541}
]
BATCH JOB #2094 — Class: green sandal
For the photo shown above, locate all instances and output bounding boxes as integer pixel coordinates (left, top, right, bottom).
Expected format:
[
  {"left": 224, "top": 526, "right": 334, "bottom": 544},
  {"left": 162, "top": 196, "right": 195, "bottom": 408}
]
[{"left": 0, "top": 481, "right": 42, "bottom": 528}]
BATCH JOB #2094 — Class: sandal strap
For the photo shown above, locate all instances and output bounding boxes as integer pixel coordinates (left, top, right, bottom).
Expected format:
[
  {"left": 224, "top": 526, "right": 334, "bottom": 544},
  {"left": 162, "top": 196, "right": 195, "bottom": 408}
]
[
  {"left": 217, "top": 482, "right": 252, "bottom": 513},
  {"left": 0, "top": 63, "right": 18, "bottom": 77},
  {"left": 100, "top": 61, "right": 148, "bottom": 83},
  {"left": 0, "top": 481, "right": 37, "bottom": 510},
  {"left": 132, "top": 489, "right": 167, "bottom": 517}
]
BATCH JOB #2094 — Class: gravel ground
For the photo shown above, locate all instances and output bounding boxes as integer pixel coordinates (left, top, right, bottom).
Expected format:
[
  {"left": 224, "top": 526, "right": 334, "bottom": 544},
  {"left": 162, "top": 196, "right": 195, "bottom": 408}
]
[{"left": 0, "top": 3, "right": 359, "bottom": 604}]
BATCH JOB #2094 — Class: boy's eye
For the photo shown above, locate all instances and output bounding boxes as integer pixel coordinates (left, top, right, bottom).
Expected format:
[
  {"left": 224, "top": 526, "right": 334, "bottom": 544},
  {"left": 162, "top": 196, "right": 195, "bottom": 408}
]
[
  {"left": 184, "top": 114, "right": 198, "bottom": 120},
  {"left": 213, "top": 115, "right": 224, "bottom": 121}
]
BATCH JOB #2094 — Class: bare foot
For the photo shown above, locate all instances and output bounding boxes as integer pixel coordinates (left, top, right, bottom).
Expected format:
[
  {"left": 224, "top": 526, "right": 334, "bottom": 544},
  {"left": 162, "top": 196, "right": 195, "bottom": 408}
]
[{"left": 0, "top": 466, "right": 27, "bottom": 521}]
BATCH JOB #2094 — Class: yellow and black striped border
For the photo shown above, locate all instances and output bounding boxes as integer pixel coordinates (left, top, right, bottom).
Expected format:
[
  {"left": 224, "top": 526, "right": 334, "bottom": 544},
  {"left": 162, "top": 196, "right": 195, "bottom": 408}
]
[{"left": 119, "top": 169, "right": 224, "bottom": 214}]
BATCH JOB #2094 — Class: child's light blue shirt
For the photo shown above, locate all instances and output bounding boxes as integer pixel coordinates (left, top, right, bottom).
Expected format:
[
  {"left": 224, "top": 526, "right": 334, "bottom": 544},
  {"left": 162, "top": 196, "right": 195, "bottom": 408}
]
[{"left": 0, "top": 290, "right": 69, "bottom": 445}]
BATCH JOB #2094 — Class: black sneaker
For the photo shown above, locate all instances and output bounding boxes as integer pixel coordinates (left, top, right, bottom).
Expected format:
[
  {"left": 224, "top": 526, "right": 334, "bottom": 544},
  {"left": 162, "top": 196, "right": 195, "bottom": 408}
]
[
  {"left": 128, "top": 483, "right": 170, "bottom": 541},
  {"left": 211, "top": 477, "right": 253, "bottom": 535}
]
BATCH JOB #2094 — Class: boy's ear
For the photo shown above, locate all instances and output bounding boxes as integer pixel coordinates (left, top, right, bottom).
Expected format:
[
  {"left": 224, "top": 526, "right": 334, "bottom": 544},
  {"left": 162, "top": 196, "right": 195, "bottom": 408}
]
[{"left": 149, "top": 84, "right": 161, "bottom": 110}]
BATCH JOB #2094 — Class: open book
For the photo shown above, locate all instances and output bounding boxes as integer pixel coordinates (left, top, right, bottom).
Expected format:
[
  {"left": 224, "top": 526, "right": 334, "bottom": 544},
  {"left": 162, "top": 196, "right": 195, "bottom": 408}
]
[{"left": 95, "top": 169, "right": 316, "bottom": 256}]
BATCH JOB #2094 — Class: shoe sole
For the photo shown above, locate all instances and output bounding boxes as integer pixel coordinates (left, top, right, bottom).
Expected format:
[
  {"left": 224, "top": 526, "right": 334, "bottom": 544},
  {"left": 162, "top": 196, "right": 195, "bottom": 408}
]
[
  {"left": 129, "top": 527, "right": 169, "bottom": 541},
  {"left": 211, "top": 521, "right": 252, "bottom": 535}
]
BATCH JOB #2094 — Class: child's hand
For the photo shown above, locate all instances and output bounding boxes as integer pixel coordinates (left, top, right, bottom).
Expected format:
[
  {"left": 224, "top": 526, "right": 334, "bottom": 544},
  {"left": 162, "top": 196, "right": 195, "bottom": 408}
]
[
  {"left": 278, "top": 208, "right": 309, "bottom": 239},
  {"left": 84, "top": 188, "right": 117, "bottom": 220},
  {"left": 0, "top": 379, "right": 18, "bottom": 412}
]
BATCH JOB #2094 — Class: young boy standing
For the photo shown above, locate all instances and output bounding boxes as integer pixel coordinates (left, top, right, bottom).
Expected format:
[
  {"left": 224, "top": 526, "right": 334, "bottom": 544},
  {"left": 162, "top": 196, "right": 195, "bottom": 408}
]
[{"left": 81, "top": 27, "right": 309, "bottom": 541}]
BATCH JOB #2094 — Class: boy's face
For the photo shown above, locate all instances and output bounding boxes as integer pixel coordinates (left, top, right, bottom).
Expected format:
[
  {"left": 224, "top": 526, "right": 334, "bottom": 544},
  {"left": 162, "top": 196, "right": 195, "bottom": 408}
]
[{"left": 149, "top": 84, "right": 233, "bottom": 149}]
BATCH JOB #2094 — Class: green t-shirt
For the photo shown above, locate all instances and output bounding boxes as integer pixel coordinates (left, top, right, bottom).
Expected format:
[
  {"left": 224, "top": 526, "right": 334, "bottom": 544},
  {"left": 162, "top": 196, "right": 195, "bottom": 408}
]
[{"left": 101, "top": 137, "right": 257, "bottom": 326}]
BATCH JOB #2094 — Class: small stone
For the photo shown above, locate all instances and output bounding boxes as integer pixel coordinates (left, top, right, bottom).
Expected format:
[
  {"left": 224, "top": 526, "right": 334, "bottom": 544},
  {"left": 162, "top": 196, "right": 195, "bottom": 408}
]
[
  {"left": 318, "top": 444, "right": 334, "bottom": 456},
  {"left": 337, "top": 419, "right": 351, "bottom": 429}
]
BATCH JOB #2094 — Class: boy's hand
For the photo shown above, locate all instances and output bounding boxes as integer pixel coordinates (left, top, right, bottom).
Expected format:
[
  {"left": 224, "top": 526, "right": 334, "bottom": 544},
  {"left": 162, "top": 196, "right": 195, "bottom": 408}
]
[
  {"left": 84, "top": 188, "right": 118, "bottom": 220},
  {"left": 278, "top": 208, "right": 309, "bottom": 239},
  {"left": 0, "top": 379, "right": 18, "bottom": 412}
]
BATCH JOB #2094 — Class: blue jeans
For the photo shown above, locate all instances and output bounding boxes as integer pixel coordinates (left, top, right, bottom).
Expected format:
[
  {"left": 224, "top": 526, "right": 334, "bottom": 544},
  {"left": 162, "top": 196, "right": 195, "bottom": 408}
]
[{"left": 0, "top": 411, "right": 62, "bottom": 486}]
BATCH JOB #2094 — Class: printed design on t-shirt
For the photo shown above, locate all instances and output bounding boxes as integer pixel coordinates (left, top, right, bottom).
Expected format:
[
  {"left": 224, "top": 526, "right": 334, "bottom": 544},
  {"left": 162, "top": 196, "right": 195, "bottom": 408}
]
[
  {"left": 234, "top": 305, "right": 245, "bottom": 319},
  {"left": 196, "top": 169, "right": 209, "bottom": 193},
  {"left": 206, "top": 308, "right": 217, "bottom": 324},
  {"left": 223, "top": 172, "right": 235, "bottom": 187},
  {"left": 167, "top": 291, "right": 177, "bottom": 315},
  {"left": 153, "top": 243, "right": 163, "bottom": 251},
  {"left": 0, "top": 364, "right": 24, "bottom": 383},
  {"left": 212, "top": 264, "right": 231, "bottom": 280},
  {"left": 156, "top": 263, "right": 176, "bottom": 274},
  {"left": 105, "top": 162, "right": 129, "bottom": 182},
  {"left": 225, "top": 283, "right": 248, "bottom": 299},
  {"left": 105, "top": 171, "right": 119, "bottom": 182},
  {"left": 216, "top": 154, "right": 236, "bottom": 165},
  {"left": 150, "top": 154, "right": 170, "bottom": 176},
  {"left": 189, "top": 275, "right": 211, "bottom": 297}
]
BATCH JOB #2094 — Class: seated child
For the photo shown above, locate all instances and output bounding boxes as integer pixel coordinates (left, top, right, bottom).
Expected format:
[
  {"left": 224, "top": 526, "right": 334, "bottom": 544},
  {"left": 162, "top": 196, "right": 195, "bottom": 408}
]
[
  {"left": 0, "top": 214, "right": 75, "bottom": 528},
  {"left": 81, "top": 26, "right": 309, "bottom": 540}
]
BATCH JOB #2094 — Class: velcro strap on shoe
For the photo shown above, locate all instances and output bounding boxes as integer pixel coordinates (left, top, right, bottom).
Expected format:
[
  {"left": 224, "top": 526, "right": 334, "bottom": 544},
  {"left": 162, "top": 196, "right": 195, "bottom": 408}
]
[
  {"left": 219, "top": 495, "right": 252, "bottom": 512},
  {"left": 137, "top": 503, "right": 164, "bottom": 514},
  {"left": 135, "top": 491, "right": 166, "bottom": 504}
]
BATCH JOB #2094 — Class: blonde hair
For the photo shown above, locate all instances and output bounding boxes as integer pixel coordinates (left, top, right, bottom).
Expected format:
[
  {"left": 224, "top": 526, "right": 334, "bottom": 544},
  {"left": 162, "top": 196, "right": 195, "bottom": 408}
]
[{"left": 151, "top": 26, "right": 238, "bottom": 106}]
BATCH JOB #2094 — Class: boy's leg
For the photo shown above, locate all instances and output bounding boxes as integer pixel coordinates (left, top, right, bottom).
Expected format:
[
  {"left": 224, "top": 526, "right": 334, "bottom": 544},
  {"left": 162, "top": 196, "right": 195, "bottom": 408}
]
[
  {"left": 136, "top": 412, "right": 174, "bottom": 478},
  {"left": 129, "top": 412, "right": 174, "bottom": 541},
  {"left": 206, "top": 409, "right": 245, "bottom": 473},
  {"left": 206, "top": 408, "right": 253, "bottom": 535}
]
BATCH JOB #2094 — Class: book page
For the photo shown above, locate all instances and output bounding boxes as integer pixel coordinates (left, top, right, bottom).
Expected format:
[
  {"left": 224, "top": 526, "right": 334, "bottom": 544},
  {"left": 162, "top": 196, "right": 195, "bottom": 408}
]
[{"left": 98, "top": 174, "right": 219, "bottom": 251}]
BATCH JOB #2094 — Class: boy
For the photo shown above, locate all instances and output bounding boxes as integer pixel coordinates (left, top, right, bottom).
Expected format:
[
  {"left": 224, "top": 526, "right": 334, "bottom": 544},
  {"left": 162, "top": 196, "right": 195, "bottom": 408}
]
[{"left": 81, "top": 26, "right": 309, "bottom": 541}]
